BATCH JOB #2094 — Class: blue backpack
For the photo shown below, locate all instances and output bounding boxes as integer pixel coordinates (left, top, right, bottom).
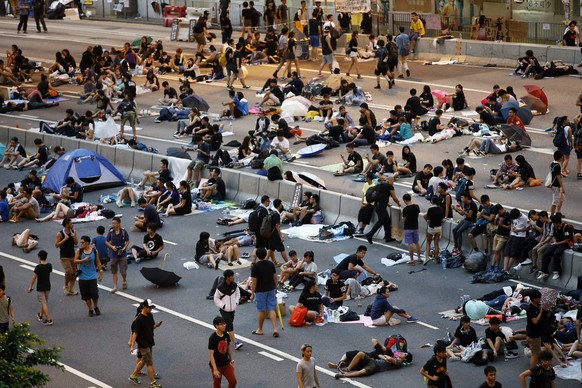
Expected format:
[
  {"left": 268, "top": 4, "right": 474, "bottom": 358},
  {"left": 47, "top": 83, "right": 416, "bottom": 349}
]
[{"left": 455, "top": 177, "right": 468, "bottom": 202}]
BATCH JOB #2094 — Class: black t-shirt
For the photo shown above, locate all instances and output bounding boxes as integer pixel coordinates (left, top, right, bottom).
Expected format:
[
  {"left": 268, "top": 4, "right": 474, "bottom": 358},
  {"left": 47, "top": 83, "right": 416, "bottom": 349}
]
[
  {"left": 34, "top": 263, "right": 52, "bottom": 292},
  {"left": 37, "top": 145, "right": 48, "bottom": 165},
  {"left": 134, "top": 313, "right": 155, "bottom": 348},
  {"left": 209, "top": 177, "right": 226, "bottom": 198},
  {"left": 298, "top": 290, "right": 322, "bottom": 312},
  {"left": 528, "top": 365, "right": 555, "bottom": 386},
  {"left": 348, "top": 151, "right": 363, "bottom": 168},
  {"left": 402, "top": 204, "right": 420, "bottom": 230},
  {"left": 403, "top": 152, "right": 417, "bottom": 173},
  {"left": 251, "top": 260, "right": 276, "bottom": 292},
  {"left": 550, "top": 162, "right": 561, "bottom": 187},
  {"left": 208, "top": 332, "right": 231, "bottom": 367},
  {"left": 413, "top": 171, "right": 432, "bottom": 192},
  {"left": 526, "top": 304, "right": 543, "bottom": 338},
  {"left": 193, "top": 20, "right": 206, "bottom": 33},
  {"left": 496, "top": 213, "right": 511, "bottom": 237},
  {"left": 180, "top": 189, "right": 192, "bottom": 212},
  {"left": 427, "top": 116, "right": 441, "bottom": 136},
  {"left": 334, "top": 254, "right": 364, "bottom": 272},
  {"left": 360, "top": 125, "right": 376, "bottom": 145},
  {"left": 406, "top": 96, "right": 427, "bottom": 116},
  {"left": 480, "top": 111, "right": 497, "bottom": 127},
  {"left": 143, "top": 233, "right": 164, "bottom": 255},
  {"left": 164, "top": 87, "right": 178, "bottom": 99},
  {"left": 454, "top": 325, "right": 477, "bottom": 347},
  {"left": 463, "top": 200, "right": 478, "bottom": 223},
  {"left": 70, "top": 182, "right": 84, "bottom": 203},
  {"left": 324, "top": 279, "right": 347, "bottom": 306},
  {"left": 478, "top": 382, "right": 502, "bottom": 388},
  {"left": 452, "top": 90, "right": 466, "bottom": 110},
  {"left": 484, "top": 328, "right": 506, "bottom": 348},
  {"left": 195, "top": 239, "right": 211, "bottom": 260},
  {"left": 382, "top": 159, "right": 398, "bottom": 174},
  {"left": 438, "top": 193, "right": 453, "bottom": 219},
  {"left": 271, "top": 86, "right": 285, "bottom": 104},
  {"left": 427, "top": 206, "right": 444, "bottom": 228},
  {"left": 308, "top": 18, "right": 321, "bottom": 36},
  {"left": 422, "top": 355, "right": 447, "bottom": 385}
]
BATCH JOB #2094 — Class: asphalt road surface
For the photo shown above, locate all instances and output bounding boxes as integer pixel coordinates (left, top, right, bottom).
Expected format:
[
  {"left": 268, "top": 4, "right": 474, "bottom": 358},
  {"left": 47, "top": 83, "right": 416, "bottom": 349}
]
[{"left": 1, "top": 18, "right": 582, "bottom": 388}]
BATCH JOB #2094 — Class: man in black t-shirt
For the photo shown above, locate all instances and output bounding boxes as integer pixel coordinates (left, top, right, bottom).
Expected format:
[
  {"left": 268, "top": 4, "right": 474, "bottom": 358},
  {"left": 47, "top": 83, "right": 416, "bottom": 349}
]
[
  {"left": 452, "top": 191, "right": 478, "bottom": 256},
  {"left": 323, "top": 269, "right": 347, "bottom": 309},
  {"left": 402, "top": 194, "right": 421, "bottom": 264},
  {"left": 476, "top": 106, "right": 497, "bottom": 127},
  {"left": 201, "top": 167, "right": 226, "bottom": 200},
  {"left": 160, "top": 81, "right": 178, "bottom": 106},
  {"left": 333, "top": 245, "right": 380, "bottom": 280},
  {"left": 208, "top": 315, "right": 237, "bottom": 387},
  {"left": 550, "top": 151, "right": 565, "bottom": 216},
  {"left": 131, "top": 224, "right": 164, "bottom": 263},
  {"left": 479, "top": 316, "right": 507, "bottom": 363},
  {"left": 427, "top": 110, "right": 443, "bottom": 136},
  {"left": 135, "top": 198, "right": 162, "bottom": 231},
  {"left": 250, "top": 247, "right": 279, "bottom": 337},
  {"left": 267, "top": 199, "right": 288, "bottom": 266},
  {"left": 412, "top": 164, "right": 433, "bottom": 195},
  {"left": 365, "top": 178, "right": 401, "bottom": 244},
  {"left": 336, "top": 143, "right": 363, "bottom": 176},
  {"left": 129, "top": 299, "right": 162, "bottom": 387}
]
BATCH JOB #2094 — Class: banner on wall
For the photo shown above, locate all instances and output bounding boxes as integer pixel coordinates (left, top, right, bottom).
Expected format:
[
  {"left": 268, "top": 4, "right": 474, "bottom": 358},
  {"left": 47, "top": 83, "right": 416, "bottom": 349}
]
[{"left": 335, "top": 0, "right": 371, "bottom": 13}]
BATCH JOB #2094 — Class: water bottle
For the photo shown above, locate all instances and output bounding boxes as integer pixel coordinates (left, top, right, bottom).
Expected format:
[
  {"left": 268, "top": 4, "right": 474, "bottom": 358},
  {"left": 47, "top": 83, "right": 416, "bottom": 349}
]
[
  {"left": 229, "top": 121, "right": 233, "bottom": 134},
  {"left": 323, "top": 310, "right": 328, "bottom": 323},
  {"left": 99, "top": 195, "right": 103, "bottom": 203},
  {"left": 441, "top": 255, "right": 447, "bottom": 270}
]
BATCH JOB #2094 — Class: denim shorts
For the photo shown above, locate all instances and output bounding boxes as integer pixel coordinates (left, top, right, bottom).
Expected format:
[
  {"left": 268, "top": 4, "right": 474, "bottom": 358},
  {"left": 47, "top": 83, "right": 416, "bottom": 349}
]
[
  {"left": 254, "top": 289, "right": 276, "bottom": 311},
  {"left": 404, "top": 229, "right": 419, "bottom": 245}
]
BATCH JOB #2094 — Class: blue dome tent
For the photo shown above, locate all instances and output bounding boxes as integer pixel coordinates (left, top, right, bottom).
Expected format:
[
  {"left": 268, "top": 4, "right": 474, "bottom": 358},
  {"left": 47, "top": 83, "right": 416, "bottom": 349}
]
[{"left": 42, "top": 148, "right": 125, "bottom": 193}]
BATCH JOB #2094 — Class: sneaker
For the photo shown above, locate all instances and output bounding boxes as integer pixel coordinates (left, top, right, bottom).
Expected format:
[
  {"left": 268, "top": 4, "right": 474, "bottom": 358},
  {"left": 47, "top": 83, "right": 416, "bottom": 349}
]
[
  {"left": 537, "top": 272, "right": 548, "bottom": 280},
  {"left": 128, "top": 375, "right": 141, "bottom": 385},
  {"left": 407, "top": 316, "right": 419, "bottom": 323},
  {"left": 513, "top": 263, "right": 522, "bottom": 271},
  {"left": 449, "top": 355, "right": 461, "bottom": 361},
  {"left": 67, "top": 289, "right": 79, "bottom": 296},
  {"left": 37, "top": 313, "right": 43, "bottom": 322},
  {"left": 94, "top": 307, "right": 101, "bottom": 316},
  {"left": 63, "top": 285, "right": 70, "bottom": 294},
  {"left": 406, "top": 69, "right": 410, "bottom": 77},
  {"left": 242, "top": 85, "right": 250, "bottom": 89},
  {"left": 235, "top": 341, "right": 243, "bottom": 350},
  {"left": 150, "top": 381, "right": 161, "bottom": 388},
  {"left": 334, "top": 373, "right": 344, "bottom": 379},
  {"left": 374, "top": 85, "right": 381, "bottom": 89},
  {"left": 88, "top": 309, "right": 94, "bottom": 317},
  {"left": 505, "top": 351, "right": 519, "bottom": 359},
  {"left": 43, "top": 319, "right": 53, "bottom": 326},
  {"left": 522, "top": 258, "right": 532, "bottom": 265},
  {"left": 552, "top": 272, "right": 560, "bottom": 280}
]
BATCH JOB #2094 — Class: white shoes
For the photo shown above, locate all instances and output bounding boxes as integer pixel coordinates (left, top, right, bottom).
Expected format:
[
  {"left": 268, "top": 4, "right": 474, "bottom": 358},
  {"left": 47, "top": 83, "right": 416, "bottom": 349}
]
[
  {"left": 522, "top": 258, "right": 532, "bottom": 265},
  {"left": 537, "top": 272, "right": 548, "bottom": 280},
  {"left": 552, "top": 272, "right": 560, "bottom": 280},
  {"left": 513, "top": 263, "right": 522, "bottom": 271}
]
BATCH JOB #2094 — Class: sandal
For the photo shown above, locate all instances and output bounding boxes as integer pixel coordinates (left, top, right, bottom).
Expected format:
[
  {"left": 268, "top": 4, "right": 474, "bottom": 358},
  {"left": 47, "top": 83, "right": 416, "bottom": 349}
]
[
  {"left": 333, "top": 172, "right": 344, "bottom": 177},
  {"left": 273, "top": 332, "right": 279, "bottom": 338},
  {"left": 407, "top": 261, "right": 416, "bottom": 266},
  {"left": 251, "top": 330, "right": 263, "bottom": 335}
]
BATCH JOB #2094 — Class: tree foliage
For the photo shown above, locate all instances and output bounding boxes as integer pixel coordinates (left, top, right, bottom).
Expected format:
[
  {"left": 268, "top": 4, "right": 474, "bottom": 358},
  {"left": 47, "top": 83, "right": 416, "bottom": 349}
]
[{"left": 0, "top": 323, "right": 63, "bottom": 388}]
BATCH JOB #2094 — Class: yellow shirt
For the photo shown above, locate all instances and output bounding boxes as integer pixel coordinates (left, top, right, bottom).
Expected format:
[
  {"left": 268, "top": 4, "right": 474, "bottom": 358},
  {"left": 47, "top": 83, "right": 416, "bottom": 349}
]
[
  {"left": 410, "top": 19, "right": 425, "bottom": 36},
  {"left": 362, "top": 181, "right": 375, "bottom": 205}
]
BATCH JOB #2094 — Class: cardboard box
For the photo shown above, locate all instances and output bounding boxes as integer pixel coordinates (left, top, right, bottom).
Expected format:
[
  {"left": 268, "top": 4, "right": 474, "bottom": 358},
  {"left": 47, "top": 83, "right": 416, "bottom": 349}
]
[
  {"left": 277, "top": 302, "right": 287, "bottom": 317},
  {"left": 0, "top": 87, "right": 9, "bottom": 101},
  {"left": 63, "top": 8, "right": 80, "bottom": 21}
]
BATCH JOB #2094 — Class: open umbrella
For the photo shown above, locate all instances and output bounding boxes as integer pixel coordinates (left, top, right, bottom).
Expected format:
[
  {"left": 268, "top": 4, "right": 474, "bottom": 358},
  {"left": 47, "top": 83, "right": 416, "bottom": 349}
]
[
  {"left": 499, "top": 124, "right": 532, "bottom": 147},
  {"left": 281, "top": 100, "right": 309, "bottom": 117},
  {"left": 182, "top": 94, "right": 210, "bottom": 112},
  {"left": 131, "top": 36, "right": 153, "bottom": 48},
  {"left": 520, "top": 95, "right": 548, "bottom": 115},
  {"left": 140, "top": 254, "right": 182, "bottom": 287},
  {"left": 298, "top": 171, "right": 327, "bottom": 190},
  {"left": 432, "top": 90, "right": 449, "bottom": 106},
  {"left": 500, "top": 101, "right": 533, "bottom": 125},
  {"left": 523, "top": 85, "right": 548, "bottom": 106},
  {"left": 297, "top": 144, "right": 327, "bottom": 157},
  {"left": 166, "top": 147, "right": 192, "bottom": 160},
  {"left": 286, "top": 95, "right": 312, "bottom": 107}
]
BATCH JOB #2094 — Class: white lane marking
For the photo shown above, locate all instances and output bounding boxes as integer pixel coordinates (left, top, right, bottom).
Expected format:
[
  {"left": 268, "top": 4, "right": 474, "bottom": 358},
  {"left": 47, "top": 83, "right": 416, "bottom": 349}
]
[
  {"left": 258, "top": 351, "right": 284, "bottom": 361},
  {"left": 20, "top": 264, "right": 36, "bottom": 271},
  {"left": 162, "top": 240, "right": 178, "bottom": 246},
  {"left": 3, "top": 251, "right": 370, "bottom": 388},
  {"left": 417, "top": 321, "right": 439, "bottom": 330},
  {"left": 58, "top": 362, "right": 114, "bottom": 388}
]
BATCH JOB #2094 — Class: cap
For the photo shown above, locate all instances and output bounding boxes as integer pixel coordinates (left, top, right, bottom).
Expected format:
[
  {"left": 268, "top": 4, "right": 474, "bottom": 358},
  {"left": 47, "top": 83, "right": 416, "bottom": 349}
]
[{"left": 143, "top": 299, "right": 156, "bottom": 309}]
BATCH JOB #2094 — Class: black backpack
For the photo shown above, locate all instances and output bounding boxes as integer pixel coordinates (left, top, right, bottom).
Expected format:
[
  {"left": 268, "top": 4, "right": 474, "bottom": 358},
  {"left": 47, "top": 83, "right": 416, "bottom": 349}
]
[
  {"left": 259, "top": 210, "right": 276, "bottom": 239},
  {"left": 553, "top": 125, "right": 568, "bottom": 148},
  {"left": 365, "top": 183, "right": 387, "bottom": 204},
  {"left": 248, "top": 206, "right": 267, "bottom": 234}
]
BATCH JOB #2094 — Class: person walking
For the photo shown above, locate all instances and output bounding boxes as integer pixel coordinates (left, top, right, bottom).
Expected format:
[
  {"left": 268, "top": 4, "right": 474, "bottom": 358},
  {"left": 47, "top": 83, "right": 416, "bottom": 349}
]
[
  {"left": 105, "top": 217, "right": 130, "bottom": 293},
  {"left": 395, "top": 26, "right": 411, "bottom": 78},
  {"left": 27, "top": 250, "right": 53, "bottom": 325},
  {"left": 32, "top": 0, "right": 47, "bottom": 33},
  {"left": 345, "top": 31, "right": 362, "bottom": 79},
  {"left": 296, "top": 344, "right": 320, "bottom": 388},
  {"left": 250, "top": 247, "right": 279, "bottom": 337},
  {"left": 0, "top": 285, "right": 16, "bottom": 334},
  {"left": 55, "top": 217, "right": 78, "bottom": 296},
  {"left": 128, "top": 299, "right": 162, "bottom": 387},
  {"left": 74, "top": 236, "right": 103, "bottom": 317},
  {"left": 214, "top": 269, "right": 244, "bottom": 350},
  {"left": 549, "top": 150, "right": 565, "bottom": 216},
  {"left": 16, "top": 0, "right": 29, "bottom": 33},
  {"left": 209, "top": 316, "right": 237, "bottom": 388},
  {"left": 266, "top": 199, "right": 288, "bottom": 266},
  {"left": 365, "top": 177, "right": 401, "bottom": 244},
  {"left": 318, "top": 26, "right": 334, "bottom": 75}
]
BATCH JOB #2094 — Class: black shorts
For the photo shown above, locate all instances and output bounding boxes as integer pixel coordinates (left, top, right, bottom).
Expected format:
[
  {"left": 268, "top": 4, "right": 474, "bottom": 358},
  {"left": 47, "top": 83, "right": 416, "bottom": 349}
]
[
  {"left": 358, "top": 204, "right": 374, "bottom": 224},
  {"left": 469, "top": 223, "right": 487, "bottom": 238},
  {"left": 255, "top": 235, "right": 268, "bottom": 249},
  {"left": 79, "top": 279, "right": 99, "bottom": 301},
  {"left": 374, "top": 67, "right": 388, "bottom": 76},
  {"left": 503, "top": 236, "right": 525, "bottom": 259},
  {"left": 219, "top": 309, "right": 235, "bottom": 332},
  {"left": 268, "top": 238, "right": 285, "bottom": 252},
  {"left": 174, "top": 206, "right": 192, "bottom": 215}
]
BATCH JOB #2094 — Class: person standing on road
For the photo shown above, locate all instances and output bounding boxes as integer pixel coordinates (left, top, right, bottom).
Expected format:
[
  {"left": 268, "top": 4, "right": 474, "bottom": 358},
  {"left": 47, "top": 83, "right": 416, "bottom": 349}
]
[
  {"left": 55, "top": 217, "right": 78, "bottom": 296},
  {"left": 16, "top": 0, "right": 29, "bottom": 33},
  {"left": 105, "top": 217, "right": 130, "bottom": 293},
  {"left": 549, "top": 151, "right": 565, "bottom": 216},
  {"left": 27, "top": 250, "right": 53, "bottom": 326},
  {"left": 365, "top": 177, "right": 401, "bottom": 244},
  {"left": 525, "top": 289, "right": 545, "bottom": 369},
  {"left": 318, "top": 26, "right": 334, "bottom": 75},
  {"left": 209, "top": 315, "right": 237, "bottom": 388},
  {"left": 74, "top": 236, "right": 103, "bottom": 317},
  {"left": 402, "top": 194, "right": 422, "bottom": 265},
  {"left": 32, "top": 0, "right": 47, "bottom": 33},
  {"left": 0, "top": 285, "right": 16, "bottom": 334},
  {"left": 395, "top": 26, "right": 411, "bottom": 79},
  {"left": 250, "top": 247, "right": 279, "bottom": 337},
  {"left": 214, "top": 269, "right": 244, "bottom": 351},
  {"left": 267, "top": 199, "right": 288, "bottom": 266},
  {"left": 345, "top": 31, "right": 362, "bottom": 79},
  {"left": 251, "top": 195, "right": 271, "bottom": 264},
  {"left": 128, "top": 299, "right": 162, "bottom": 388},
  {"left": 296, "top": 343, "right": 320, "bottom": 388}
]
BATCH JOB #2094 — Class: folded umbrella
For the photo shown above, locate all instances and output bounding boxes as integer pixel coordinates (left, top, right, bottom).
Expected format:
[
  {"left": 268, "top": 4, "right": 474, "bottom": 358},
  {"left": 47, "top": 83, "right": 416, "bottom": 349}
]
[
  {"left": 281, "top": 100, "right": 308, "bottom": 117},
  {"left": 140, "top": 254, "right": 182, "bottom": 287},
  {"left": 523, "top": 85, "right": 548, "bottom": 106},
  {"left": 520, "top": 95, "right": 547, "bottom": 115},
  {"left": 499, "top": 124, "right": 532, "bottom": 147}
]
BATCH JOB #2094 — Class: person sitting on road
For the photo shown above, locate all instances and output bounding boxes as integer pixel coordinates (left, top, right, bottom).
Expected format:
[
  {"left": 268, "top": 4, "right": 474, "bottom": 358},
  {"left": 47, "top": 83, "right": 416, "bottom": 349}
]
[
  {"left": 445, "top": 315, "right": 478, "bottom": 360},
  {"left": 284, "top": 251, "right": 317, "bottom": 291},
  {"left": 134, "top": 197, "right": 162, "bottom": 232},
  {"left": 270, "top": 130, "right": 295, "bottom": 162},
  {"left": 333, "top": 245, "right": 381, "bottom": 280},
  {"left": 195, "top": 231, "right": 223, "bottom": 269},
  {"left": 288, "top": 279, "right": 324, "bottom": 323},
  {"left": 334, "top": 143, "right": 363, "bottom": 176},
  {"left": 165, "top": 180, "right": 192, "bottom": 216},
  {"left": 200, "top": 167, "right": 226, "bottom": 201},
  {"left": 502, "top": 154, "right": 536, "bottom": 190},
  {"left": 258, "top": 78, "right": 285, "bottom": 106},
  {"left": 278, "top": 250, "right": 301, "bottom": 287},
  {"left": 129, "top": 223, "right": 164, "bottom": 264},
  {"left": 370, "top": 285, "right": 418, "bottom": 326}
]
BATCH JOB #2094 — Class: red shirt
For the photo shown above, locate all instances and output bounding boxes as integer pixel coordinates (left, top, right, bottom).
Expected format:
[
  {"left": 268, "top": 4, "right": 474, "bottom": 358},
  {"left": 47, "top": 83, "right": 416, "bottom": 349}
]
[{"left": 506, "top": 115, "right": 526, "bottom": 131}]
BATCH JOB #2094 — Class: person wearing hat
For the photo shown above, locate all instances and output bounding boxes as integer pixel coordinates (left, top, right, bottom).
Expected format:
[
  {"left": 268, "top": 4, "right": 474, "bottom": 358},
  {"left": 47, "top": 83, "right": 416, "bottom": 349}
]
[
  {"left": 200, "top": 167, "right": 226, "bottom": 201},
  {"left": 209, "top": 315, "right": 237, "bottom": 387},
  {"left": 318, "top": 25, "right": 334, "bottom": 75},
  {"left": 128, "top": 299, "right": 162, "bottom": 387}
]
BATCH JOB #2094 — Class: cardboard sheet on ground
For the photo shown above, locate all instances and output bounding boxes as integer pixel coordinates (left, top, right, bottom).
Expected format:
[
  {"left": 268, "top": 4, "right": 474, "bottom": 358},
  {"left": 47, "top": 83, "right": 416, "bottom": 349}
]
[{"left": 217, "top": 258, "right": 251, "bottom": 271}]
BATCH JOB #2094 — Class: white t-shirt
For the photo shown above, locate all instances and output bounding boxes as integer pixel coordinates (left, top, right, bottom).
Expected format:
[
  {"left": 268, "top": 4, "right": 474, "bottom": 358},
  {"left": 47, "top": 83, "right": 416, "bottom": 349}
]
[
  {"left": 511, "top": 213, "right": 528, "bottom": 238},
  {"left": 271, "top": 137, "right": 289, "bottom": 151},
  {"left": 302, "top": 261, "right": 318, "bottom": 276}
]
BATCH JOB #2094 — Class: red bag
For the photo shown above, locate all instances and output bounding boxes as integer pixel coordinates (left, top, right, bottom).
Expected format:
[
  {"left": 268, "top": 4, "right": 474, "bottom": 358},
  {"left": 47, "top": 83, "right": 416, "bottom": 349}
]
[{"left": 288, "top": 305, "right": 308, "bottom": 327}]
